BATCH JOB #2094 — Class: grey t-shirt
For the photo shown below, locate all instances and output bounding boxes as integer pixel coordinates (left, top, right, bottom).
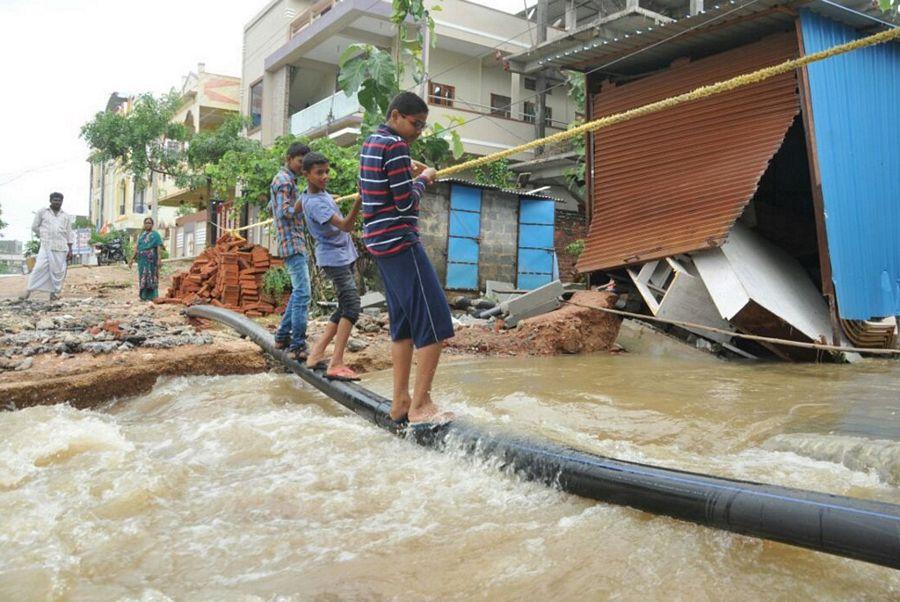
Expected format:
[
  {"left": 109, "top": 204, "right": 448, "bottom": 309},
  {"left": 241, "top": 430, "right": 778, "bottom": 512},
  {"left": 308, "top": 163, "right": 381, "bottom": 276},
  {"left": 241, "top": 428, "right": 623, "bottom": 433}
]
[{"left": 301, "top": 190, "right": 359, "bottom": 267}]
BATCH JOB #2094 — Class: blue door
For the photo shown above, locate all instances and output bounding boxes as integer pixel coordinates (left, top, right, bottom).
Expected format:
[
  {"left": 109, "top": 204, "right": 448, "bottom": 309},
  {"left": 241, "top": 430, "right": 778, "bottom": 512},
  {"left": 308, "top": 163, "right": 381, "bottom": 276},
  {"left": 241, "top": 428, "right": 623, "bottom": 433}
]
[
  {"left": 517, "top": 197, "right": 555, "bottom": 290},
  {"left": 446, "top": 185, "right": 482, "bottom": 290}
]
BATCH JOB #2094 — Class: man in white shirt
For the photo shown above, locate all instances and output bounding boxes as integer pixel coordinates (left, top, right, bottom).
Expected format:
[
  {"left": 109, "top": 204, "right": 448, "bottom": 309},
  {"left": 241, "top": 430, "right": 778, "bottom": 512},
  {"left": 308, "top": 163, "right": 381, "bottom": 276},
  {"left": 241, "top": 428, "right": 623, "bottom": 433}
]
[{"left": 21, "top": 192, "right": 74, "bottom": 301}]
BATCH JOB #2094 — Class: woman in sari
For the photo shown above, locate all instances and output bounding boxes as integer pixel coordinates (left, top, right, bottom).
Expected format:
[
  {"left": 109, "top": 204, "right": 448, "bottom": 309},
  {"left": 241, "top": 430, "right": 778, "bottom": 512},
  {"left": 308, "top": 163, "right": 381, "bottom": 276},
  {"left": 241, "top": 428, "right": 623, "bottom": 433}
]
[{"left": 132, "top": 217, "right": 164, "bottom": 301}]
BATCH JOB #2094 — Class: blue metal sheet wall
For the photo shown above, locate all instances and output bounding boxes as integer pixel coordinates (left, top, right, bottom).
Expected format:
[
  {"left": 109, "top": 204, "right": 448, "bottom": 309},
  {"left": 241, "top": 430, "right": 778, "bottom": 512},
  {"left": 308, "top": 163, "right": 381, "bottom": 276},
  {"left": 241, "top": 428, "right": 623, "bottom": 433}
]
[
  {"left": 446, "top": 185, "right": 482, "bottom": 290},
  {"left": 517, "top": 198, "right": 555, "bottom": 290},
  {"left": 800, "top": 10, "right": 900, "bottom": 320}
]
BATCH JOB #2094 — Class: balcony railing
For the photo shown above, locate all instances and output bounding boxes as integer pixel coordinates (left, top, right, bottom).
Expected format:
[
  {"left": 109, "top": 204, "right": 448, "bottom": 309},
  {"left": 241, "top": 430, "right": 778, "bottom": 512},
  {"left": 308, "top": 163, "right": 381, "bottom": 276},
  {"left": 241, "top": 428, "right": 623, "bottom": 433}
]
[
  {"left": 428, "top": 95, "right": 571, "bottom": 130},
  {"left": 290, "top": 91, "right": 362, "bottom": 137},
  {"left": 290, "top": 0, "right": 344, "bottom": 37}
]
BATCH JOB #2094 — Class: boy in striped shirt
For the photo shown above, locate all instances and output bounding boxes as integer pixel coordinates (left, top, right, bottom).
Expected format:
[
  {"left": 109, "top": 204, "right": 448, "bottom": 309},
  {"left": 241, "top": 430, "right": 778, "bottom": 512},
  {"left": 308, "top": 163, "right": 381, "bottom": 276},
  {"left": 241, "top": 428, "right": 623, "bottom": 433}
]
[{"left": 359, "top": 92, "right": 454, "bottom": 424}]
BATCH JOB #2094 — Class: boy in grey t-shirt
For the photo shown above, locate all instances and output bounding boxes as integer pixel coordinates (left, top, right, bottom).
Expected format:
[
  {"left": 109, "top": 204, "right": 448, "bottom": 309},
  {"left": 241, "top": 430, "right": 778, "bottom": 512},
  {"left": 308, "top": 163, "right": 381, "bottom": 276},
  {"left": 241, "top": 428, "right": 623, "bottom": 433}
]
[{"left": 301, "top": 152, "right": 363, "bottom": 381}]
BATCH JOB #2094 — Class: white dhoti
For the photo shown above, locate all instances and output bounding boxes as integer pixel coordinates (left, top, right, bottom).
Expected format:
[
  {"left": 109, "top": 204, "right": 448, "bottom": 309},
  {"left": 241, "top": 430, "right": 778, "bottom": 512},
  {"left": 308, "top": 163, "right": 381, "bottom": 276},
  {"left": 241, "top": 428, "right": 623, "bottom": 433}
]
[{"left": 27, "top": 247, "right": 68, "bottom": 294}]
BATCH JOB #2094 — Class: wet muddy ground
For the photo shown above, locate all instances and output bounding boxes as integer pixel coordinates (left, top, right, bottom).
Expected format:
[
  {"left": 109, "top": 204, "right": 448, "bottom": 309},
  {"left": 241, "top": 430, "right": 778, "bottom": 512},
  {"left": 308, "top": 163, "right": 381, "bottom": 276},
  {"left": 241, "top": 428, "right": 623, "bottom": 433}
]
[{"left": 0, "top": 265, "right": 620, "bottom": 409}]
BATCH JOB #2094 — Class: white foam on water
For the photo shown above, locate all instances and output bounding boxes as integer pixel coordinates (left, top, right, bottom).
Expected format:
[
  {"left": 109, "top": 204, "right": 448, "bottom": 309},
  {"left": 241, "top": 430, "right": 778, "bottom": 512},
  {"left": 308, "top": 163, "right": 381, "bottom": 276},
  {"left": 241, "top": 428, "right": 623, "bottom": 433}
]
[
  {"left": 762, "top": 432, "right": 900, "bottom": 487},
  {"left": 1, "top": 367, "right": 898, "bottom": 599},
  {"left": 0, "top": 404, "right": 133, "bottom": 488}
]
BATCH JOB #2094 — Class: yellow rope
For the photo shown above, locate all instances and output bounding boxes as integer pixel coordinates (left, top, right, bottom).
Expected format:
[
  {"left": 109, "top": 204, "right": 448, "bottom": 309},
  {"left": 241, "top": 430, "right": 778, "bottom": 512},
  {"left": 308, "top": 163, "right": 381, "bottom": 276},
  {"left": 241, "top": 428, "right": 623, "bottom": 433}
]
[{"left": 225, "top": 25, "right": 900, "bottom": 229}]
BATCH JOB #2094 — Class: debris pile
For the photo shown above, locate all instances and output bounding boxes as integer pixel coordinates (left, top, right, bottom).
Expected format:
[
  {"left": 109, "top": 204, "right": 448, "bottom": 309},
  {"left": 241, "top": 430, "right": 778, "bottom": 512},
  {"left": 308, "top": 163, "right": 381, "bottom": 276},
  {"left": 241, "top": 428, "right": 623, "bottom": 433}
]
[
  {"left": 446, "top": 290, "right": 621, "bottom": 356},
  {"left": 159, "top": 234, "right": 286, "bottom": 316}
]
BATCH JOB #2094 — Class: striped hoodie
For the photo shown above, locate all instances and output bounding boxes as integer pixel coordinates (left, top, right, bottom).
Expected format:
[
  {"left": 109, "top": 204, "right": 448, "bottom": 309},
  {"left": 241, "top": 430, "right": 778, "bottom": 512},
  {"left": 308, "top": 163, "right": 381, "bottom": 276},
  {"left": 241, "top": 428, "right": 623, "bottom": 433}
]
[{"left": 359, "top": 124, "right": 428, "bottom": 256}]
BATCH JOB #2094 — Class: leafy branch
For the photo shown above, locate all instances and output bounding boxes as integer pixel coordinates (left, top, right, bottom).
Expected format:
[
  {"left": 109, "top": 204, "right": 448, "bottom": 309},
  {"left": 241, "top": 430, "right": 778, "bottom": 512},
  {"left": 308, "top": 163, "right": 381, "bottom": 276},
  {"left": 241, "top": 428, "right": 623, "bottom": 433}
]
[
  {"left": 335, "top": 1, "right": 462, "bottom": 169},
  {"left": 338, "top": 44, "right": 400, "bottom": 115},
  {"left": 391, "top": 0, "right": 439, "bottom": 84},
  {"left": 80, "top": 91, "right": 189, "bottom": 185},
  {"left": 562, "top": 72, "right": 587, "bottom": 197}
]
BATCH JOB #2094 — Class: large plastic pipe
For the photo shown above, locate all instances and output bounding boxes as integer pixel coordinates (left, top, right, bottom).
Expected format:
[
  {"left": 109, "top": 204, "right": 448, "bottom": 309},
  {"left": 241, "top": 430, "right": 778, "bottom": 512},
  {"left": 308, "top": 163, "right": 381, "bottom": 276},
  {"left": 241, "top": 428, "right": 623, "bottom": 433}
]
[{"left": 186, "top": 305, "right": 900, "bottom": 570}]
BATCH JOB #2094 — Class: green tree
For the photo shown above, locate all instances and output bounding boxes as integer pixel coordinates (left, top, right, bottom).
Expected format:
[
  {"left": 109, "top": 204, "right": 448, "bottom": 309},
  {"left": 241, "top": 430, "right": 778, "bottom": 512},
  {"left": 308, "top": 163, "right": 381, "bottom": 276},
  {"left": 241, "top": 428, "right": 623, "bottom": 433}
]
[
  {"left": 180, "top": 114, "right": 257, "bottom": 191},
  {"left": 73, "top": 216, "right": 93, "bottom": 229},
  {"left": 0, "top": 202, "right": 7, "bottom": 234},
  {"left": 878, "top": 0, "right": 898, "bottom": 11},
  {"left": 308, "top": 137, "right": 362, "bottom": 207},
  {"left": 205, "top": 135, "right": 360, "bottom": 216},
  {"left": 562, "top": 72, "right": 588, "bottom": 198},
  {"left": 392, "top": 0, "right": 438, "bottom": 84},
  {"left": 473, "top": 157, "right": 515, "bottom": 189},
  {"left": 24, "top": 238, "right": 40, "bottom": 258},
  {"left": 80, "top": 92, "right": 189, "bottom": 184},
  {"left": 411, "top": 118, "right": 465, "bottom": 170},
  {"left": 205, "top": 136, "right": 289, "bottom": 215}
]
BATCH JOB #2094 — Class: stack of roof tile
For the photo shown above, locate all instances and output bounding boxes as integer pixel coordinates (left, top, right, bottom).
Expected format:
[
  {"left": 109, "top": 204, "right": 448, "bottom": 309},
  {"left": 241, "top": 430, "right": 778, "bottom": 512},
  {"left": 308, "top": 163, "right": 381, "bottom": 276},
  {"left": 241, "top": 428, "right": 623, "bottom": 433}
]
[{"left": 156, "top": 233, "right": 287, "bottom": 316}]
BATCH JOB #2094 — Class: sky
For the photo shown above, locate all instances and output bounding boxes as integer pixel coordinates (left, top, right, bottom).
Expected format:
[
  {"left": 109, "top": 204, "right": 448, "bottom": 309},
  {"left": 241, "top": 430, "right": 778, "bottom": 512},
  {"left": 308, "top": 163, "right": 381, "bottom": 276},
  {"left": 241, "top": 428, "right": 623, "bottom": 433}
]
[{"left": 0, "top": 0, "right": 534, "bottom": 245}]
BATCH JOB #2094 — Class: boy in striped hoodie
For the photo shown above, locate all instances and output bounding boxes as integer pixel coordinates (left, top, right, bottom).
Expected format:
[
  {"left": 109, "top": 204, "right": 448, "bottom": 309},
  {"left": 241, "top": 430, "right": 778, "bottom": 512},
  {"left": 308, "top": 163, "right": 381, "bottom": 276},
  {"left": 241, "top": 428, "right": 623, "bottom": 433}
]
[{"left": 359, "top": 92, "right": 454, "bottom": 424}]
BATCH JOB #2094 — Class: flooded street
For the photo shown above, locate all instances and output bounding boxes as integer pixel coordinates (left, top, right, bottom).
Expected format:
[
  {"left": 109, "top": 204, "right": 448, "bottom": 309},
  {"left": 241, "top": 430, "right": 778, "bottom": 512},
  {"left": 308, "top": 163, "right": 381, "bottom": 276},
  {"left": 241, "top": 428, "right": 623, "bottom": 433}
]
[{"left": 1, "top": 354, "right": 898, "bottom": 600}]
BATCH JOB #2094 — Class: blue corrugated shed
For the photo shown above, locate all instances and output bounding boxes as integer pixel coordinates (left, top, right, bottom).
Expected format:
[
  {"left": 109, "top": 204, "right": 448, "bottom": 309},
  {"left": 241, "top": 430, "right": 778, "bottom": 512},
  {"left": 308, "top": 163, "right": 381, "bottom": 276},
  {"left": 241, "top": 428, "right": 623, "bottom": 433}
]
[{"left": 800, "top": 10, "right": 900, "bottom": 320}]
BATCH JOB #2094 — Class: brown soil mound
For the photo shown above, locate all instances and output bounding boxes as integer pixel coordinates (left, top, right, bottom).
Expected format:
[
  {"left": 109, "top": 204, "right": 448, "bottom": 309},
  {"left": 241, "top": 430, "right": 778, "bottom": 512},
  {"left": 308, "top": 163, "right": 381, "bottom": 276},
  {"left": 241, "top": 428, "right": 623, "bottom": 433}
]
[{"left": 447, "top": 291, "right": 621, "bottom": 356}]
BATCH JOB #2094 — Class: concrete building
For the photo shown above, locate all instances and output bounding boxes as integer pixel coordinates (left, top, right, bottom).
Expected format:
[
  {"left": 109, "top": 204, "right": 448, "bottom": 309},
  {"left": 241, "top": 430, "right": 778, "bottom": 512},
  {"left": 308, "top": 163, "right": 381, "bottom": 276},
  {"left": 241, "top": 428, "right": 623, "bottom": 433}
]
[
  {"left": 241, "top": 0, "right": 578, "bottom": 157},
  {"left": 235, "top": 0, "right": 587, "bottom": 286},
  {"left": 88, "top": 65, "right": 240, "bottom": 252},
  {"left": 158, "top": 65, "right": 242, "bottom": 213}
]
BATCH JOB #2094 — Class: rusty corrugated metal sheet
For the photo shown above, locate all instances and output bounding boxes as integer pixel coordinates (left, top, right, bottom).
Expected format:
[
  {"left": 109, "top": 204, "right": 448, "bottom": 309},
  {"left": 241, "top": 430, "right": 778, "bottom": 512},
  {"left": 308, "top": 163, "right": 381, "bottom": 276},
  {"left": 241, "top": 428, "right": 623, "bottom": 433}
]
[{"left": 577, "top": 32, "right": 801, "bottom": 273}]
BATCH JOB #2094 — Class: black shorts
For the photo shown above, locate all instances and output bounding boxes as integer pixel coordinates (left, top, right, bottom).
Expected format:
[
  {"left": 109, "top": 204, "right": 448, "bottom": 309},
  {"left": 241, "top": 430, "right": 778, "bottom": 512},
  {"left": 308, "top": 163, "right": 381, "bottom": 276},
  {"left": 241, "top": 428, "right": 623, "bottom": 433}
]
[
  {"left": 375, "top": 243, "right": 454, "bottom": 348},
  {"left": 322, "top": 263, "right": 361, "bottom": 325}
]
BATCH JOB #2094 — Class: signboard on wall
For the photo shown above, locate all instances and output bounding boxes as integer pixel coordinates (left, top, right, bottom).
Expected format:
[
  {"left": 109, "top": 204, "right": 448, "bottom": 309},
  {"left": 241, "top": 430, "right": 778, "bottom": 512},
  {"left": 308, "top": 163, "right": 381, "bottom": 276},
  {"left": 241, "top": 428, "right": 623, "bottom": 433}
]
[{"left": 73, "top": 228, "right": 93, "bottom": 255}]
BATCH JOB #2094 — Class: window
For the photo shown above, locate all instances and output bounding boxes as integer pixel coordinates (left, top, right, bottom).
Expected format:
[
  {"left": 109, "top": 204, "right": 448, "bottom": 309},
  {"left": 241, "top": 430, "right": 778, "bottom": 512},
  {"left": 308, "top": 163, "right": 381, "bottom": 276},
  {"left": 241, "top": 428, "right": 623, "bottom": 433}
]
[
  {"left": 524, "top": 77, "right": 551, "bottom": 95},
  {"left": 490, "top": 94, "right": 511, "bottom": 118},
  {"left": 164, "top": 139, "right": 182, "bottom": 155},
  {"left": 118, "top": 181, "right": 126, "bottom": 216},
  {"left": 523, "top": 102, "right": 553, "bottom": 126},
  {"left": 249, "top": 80, "right": 263, "bottom": 129},
  {"left": 133, "top": 179, "right": 146, "bottom": 214},
  {"left": 428, "top": 82, "right": 455, "bottom": 107},
  {"left": 523, "top": 101, "right": 535, "bottom": 124}
]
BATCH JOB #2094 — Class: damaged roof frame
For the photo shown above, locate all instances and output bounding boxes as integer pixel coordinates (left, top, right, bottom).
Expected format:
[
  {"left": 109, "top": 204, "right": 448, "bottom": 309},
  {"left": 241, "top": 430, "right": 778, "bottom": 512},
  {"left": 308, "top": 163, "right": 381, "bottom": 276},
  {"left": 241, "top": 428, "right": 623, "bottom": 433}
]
[{"left": 533, "top": 0, "right": 900, "bottom": 327}]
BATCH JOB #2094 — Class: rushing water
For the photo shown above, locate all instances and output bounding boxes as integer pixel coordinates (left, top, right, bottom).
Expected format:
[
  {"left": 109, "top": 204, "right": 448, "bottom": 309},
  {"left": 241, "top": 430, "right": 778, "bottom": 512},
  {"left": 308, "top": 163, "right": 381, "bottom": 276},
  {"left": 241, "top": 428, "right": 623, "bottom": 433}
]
[{"left": 1, "top": 354, "right": 899, "bottom": 600}]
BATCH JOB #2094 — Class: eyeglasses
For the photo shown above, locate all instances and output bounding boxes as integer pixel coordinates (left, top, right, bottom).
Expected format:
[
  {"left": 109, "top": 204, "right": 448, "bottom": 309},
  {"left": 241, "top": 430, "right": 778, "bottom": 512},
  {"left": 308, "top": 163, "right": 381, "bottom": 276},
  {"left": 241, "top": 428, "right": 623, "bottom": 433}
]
[{"left": 403, "top": 115, "right": 427, "bottom": 131}]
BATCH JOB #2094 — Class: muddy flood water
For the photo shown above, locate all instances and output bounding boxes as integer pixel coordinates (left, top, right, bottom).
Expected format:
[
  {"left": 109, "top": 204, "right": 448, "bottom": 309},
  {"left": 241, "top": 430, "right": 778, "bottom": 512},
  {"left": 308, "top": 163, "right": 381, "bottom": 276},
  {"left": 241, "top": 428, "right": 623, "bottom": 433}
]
[{"left": 1, "top": 353, "right": 899, "bottom": 600}]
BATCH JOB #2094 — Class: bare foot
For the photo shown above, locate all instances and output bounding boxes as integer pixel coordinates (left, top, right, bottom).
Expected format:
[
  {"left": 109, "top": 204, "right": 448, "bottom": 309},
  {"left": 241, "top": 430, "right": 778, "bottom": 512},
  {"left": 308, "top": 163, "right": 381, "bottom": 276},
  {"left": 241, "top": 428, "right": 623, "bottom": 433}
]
[
  {"left": 306, "top": 351, "right": 326, "bottom": 368},
  {"left": 408, "top": 402, "right": 455, "bottom": 424},
  {"left": 390, "top": 396, "right": 411, "bottom": 422}
]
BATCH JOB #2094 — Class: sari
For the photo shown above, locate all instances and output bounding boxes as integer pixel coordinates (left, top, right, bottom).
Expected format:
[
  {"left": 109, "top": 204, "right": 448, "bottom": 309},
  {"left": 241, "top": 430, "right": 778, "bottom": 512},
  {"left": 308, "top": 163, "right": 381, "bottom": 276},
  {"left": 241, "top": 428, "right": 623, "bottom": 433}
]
[{"left": 137, "top": 230, "right": 163, "bottom": 301}]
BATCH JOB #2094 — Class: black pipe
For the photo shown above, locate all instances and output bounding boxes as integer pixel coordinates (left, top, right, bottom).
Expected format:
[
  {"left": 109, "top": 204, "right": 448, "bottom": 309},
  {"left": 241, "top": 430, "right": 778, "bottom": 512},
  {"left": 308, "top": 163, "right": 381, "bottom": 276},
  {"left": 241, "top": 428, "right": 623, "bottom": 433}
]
[{"left": 186, "top": 305, "right": 900, "bottom": 570}]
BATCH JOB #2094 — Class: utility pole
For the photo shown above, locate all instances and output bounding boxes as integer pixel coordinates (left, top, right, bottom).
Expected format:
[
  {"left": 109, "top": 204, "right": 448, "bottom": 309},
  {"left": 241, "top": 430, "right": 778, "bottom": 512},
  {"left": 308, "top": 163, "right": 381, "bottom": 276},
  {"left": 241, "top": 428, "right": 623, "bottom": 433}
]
[
  {"left": 420, "top": 19, "right": 432, "bottom": 99},
  {"left": 151, "top": 171, "right": 159, "bottom": 226},
  {"left": 534, "top": 0, "right": 549, "bottom": 155},
  {"left": 565, "top": 0, "right": 577, "bottom": 30}
]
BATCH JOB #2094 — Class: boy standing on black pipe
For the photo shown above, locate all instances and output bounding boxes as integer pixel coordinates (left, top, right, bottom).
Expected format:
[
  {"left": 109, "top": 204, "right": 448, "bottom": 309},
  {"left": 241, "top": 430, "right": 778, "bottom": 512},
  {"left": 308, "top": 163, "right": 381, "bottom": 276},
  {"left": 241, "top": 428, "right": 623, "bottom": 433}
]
[
  {"left": 358, "top": 92, "right": 454, "bottom": 424},
  {"left": 301, "top": 152, "right": 363, "bottom": 381}
]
